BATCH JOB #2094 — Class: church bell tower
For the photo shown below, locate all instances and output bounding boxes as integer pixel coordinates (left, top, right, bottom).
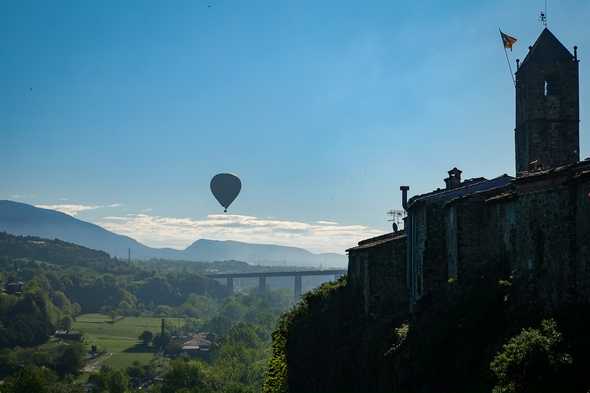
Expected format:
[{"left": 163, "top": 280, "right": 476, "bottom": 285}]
[{"left": 515, "top": 28, "right": 580, "bottom": 176}]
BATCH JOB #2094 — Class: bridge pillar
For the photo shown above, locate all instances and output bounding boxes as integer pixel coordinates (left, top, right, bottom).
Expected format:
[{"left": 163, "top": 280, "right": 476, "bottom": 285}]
[
  {"left": 258, "top": 276, "right": 267, "bottom": 293},
  {"left": 294, "top": 275, "right": 302, "bottom": 299},
  {"left": 226, "top": 277, "right": 234, "bottom": 293}
]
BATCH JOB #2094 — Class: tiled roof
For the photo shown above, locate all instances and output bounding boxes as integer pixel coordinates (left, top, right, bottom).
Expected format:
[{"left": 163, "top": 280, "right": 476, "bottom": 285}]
[
  {"left": 347, "top": 231, "right": 406, "bottom": 252},
  {"left": 515, "top": 159, "right": 590, "bottom": 182},
  {"left": 182, "top": 333, "right": 212, "bottom": 349},
  {"left": 408, "top": 175, "right": 514, "bottom": 207}
]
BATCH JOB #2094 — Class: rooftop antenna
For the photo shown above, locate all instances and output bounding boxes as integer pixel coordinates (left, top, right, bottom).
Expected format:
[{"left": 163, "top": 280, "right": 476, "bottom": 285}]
[
  {"left": 387, "top": 209, "right": 406, "bottom": 233},
  {"left": 540, "top": 0, "right": 548, "bottom": 28}
]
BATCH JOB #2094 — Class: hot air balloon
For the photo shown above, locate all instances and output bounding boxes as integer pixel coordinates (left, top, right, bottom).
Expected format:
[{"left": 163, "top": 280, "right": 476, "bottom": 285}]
[{"left": 210, "top": 173, "right": 241, "bottom": 212}]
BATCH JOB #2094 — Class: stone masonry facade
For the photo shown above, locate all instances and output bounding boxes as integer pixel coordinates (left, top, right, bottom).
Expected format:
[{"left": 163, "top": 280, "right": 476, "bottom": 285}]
[{"left": 347, "top": 27, "right": 589, "bottom": 322}]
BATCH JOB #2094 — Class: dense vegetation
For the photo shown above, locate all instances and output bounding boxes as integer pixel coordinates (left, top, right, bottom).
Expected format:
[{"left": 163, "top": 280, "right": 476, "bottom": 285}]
[
  {"left": 264, "top": 277, "right": 350, "bottom": 393},
  {"left": 0, "top": 233, "right": 230, "bottom": 335},
  {"left": 0, "top": 290, "right": 290, "bottom": 393},
  {"left": 0, "top": 232, "right": 297, "bottom": 392}
]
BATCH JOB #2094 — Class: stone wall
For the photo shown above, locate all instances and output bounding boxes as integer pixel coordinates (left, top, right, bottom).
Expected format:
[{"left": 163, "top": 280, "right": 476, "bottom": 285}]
[
  {"left": 347, "top": 233, "right": 407, "bottom": 320},
  {"left": 408, "top": 202, "right": 450, "bottom": 306},
  {"left": 448, "top": 162, "right": 590, "bottom": 309},
  {"left": 346, "top": 232, "right": 408, "bottom": 392}
]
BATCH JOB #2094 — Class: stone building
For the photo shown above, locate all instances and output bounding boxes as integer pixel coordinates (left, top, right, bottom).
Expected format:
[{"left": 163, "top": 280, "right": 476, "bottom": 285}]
[
  {"left": 347, "top": 231, "right": 407, "bottom": 320},
  {"left": 515, "top": 28, "right": 580, "bottom": 174},
  {"left": 446, "top": 161, "right": 590, "bottom": 307},
  {"left": 404, "top": 172, "right": 513, "bottom": 306},
  {"left": 54, "top": 329, "right": 83, "bottom": 341},
  {"left": 347, "top": 27, "right": 589, "bottom": 315}
]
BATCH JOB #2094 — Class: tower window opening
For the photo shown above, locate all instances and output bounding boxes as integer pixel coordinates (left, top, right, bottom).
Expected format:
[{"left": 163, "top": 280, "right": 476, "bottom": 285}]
[
  {"left": 543, "top": 76, "right": 560, "bottom": 97},
  {"left": 544, "top": 80, "right": 548, "bottom": 96}
]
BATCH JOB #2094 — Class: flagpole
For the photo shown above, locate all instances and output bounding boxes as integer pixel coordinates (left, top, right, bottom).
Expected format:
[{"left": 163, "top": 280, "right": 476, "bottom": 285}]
[
  {"left": 500, "top": 28, "right": 516, "bottom": 87},
  {"left": 503, "top": 46, "right": 516, "bottom": 87}
]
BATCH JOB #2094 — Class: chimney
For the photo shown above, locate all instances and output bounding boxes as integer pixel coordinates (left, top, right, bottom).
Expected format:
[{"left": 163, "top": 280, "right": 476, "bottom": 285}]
[
  {"left": 444, "top": 167, "right": 462, "bottom": 189},
  {"left": 400, "top": 186, "right": 410, "bottom": 210}
]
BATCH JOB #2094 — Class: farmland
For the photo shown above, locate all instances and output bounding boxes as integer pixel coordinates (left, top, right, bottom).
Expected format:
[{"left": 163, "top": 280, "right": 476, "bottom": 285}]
[{"left": 73, "top": 314, "right": 184, "bottom": 370}]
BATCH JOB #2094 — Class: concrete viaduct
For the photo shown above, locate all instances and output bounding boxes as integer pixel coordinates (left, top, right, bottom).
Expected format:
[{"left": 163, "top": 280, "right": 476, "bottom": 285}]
[{"left": 206, "top": 269, "right": 347, "bottom": 298}]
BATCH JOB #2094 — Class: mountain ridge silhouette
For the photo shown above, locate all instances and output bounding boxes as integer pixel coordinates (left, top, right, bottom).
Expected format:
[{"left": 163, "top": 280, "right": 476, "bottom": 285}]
[{"left": 0, "top": 200, "right": 346, "bottom": 267}]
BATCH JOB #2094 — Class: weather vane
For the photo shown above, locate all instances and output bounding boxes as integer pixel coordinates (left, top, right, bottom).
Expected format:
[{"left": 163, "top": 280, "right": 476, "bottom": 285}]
[{"left": 540, "top": 0, "right": 548, "bottom": 27}]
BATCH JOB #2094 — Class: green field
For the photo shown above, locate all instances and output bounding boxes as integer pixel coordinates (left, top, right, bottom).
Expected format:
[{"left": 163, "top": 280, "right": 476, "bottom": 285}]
[{"left": 73, "top": 314, "right": 183, "bottom": 370}]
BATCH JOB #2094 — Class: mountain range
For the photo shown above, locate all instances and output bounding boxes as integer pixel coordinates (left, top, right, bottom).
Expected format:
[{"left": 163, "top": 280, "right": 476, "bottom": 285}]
[{"left": 0, "top": 200, "right": 346, "bottom": 267}]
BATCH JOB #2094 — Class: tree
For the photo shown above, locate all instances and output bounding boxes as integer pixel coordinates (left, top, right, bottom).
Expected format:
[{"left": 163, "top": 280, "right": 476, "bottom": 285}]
[
  {"left": 126, "top": 361, "right": 145, "bottom": 381},
  {"left": 204, "top": 315, "right": 233, "bottom": 337},
  {"left": 181, "top": 294, "right": 218, "bottom": 320},
  {"left": 88, "top": 366, "right": 129, "bottom": 393},
  {"left": 60, "top": 316, "right": 73, "bottom": 330},
  {"left": 51, "top": 291, "right": 71, "bottom": 311},
  {"left": 161, "top": 360, "right": 206, "bottom": 393},
  {"left": 3, "top": 366, "right": 55, "bottom": 393},
  {"left": 490, "top": 319, "right": 573, "bottom": 393},
  {"left": 71, "top": 303, "right": 81, "bottom": 317},
  {"left": 55, "top": 344, "right": 84, "bottom": 377},
  {"left": 107, "top": 370, "right": 129, "bottom": 393},
  {"left": 139, "top": 330, "right": 154, "bottom": 346}
]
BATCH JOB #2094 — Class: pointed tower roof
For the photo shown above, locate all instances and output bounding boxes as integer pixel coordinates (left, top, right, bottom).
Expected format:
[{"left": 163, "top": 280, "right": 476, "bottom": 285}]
[{"left": 519, "top": 28, "right": 574, "bottom": 68}]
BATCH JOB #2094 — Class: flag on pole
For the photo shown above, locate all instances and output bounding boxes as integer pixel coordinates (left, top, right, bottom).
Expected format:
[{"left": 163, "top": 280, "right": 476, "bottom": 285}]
[{"left": 500, "top": 31, "right": 518, "bottom": 51}]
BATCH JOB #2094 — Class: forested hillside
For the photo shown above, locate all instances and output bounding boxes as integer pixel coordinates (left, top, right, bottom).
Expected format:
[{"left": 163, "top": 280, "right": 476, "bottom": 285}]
[
  {"left": 0, "top": 232, "right": 111, "bottom": 267},
  {"left": 0, "top": 232, "right": 300, "bottom": 392}
]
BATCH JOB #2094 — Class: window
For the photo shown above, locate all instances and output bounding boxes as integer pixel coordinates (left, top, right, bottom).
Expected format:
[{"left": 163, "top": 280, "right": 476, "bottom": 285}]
[
  {"left": 544, "top": 80, "right": 548, "bottom": 96},
  {"left": 544, "top": 76, "right": 560, "bottom": 96}
]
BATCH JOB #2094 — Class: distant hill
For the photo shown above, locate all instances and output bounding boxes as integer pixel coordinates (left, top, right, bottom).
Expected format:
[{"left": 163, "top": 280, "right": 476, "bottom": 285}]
[
  {"left": 0, "top": 200, "right": 163, "bottom": 259},
  {"left": 0, "top": 201, "right": 346, "bottom": 267},
  {"left": 0, "top": 231, "right": 112, "bottom": 267},
  {"left": 183, "top": 239, "right": 345, "bottom": 267}
]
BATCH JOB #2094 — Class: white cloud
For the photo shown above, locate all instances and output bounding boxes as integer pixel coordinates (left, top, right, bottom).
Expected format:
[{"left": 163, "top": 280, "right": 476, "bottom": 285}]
[
  {"left": 35, "top": 203, "right": 122, "bottom": 217},
  {"left": 316, "top": 220, "right": 339, "bottom": 225},
  {"left": 97, "top": 213, "right": 383, "bottom": 254},
  {"left": 36, "top": 204, "right": 102, "bottom": 216}
]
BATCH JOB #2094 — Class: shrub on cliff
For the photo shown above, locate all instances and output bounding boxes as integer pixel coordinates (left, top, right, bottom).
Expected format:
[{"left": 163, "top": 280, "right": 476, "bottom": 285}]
[
  {"left": 490, "top": 319, "right": 572, "bottom": 393},
  {"left": 263, "top": 276, "right": 347, "bottom": 393},
  {"left": 263, "top": 320, "right": 289, "bottom": 393}
]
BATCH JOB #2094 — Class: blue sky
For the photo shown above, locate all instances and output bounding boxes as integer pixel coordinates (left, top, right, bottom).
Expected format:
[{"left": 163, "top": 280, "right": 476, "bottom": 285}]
[{"left": 2, "top": 0, "right": 589, "bottom": 253}]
